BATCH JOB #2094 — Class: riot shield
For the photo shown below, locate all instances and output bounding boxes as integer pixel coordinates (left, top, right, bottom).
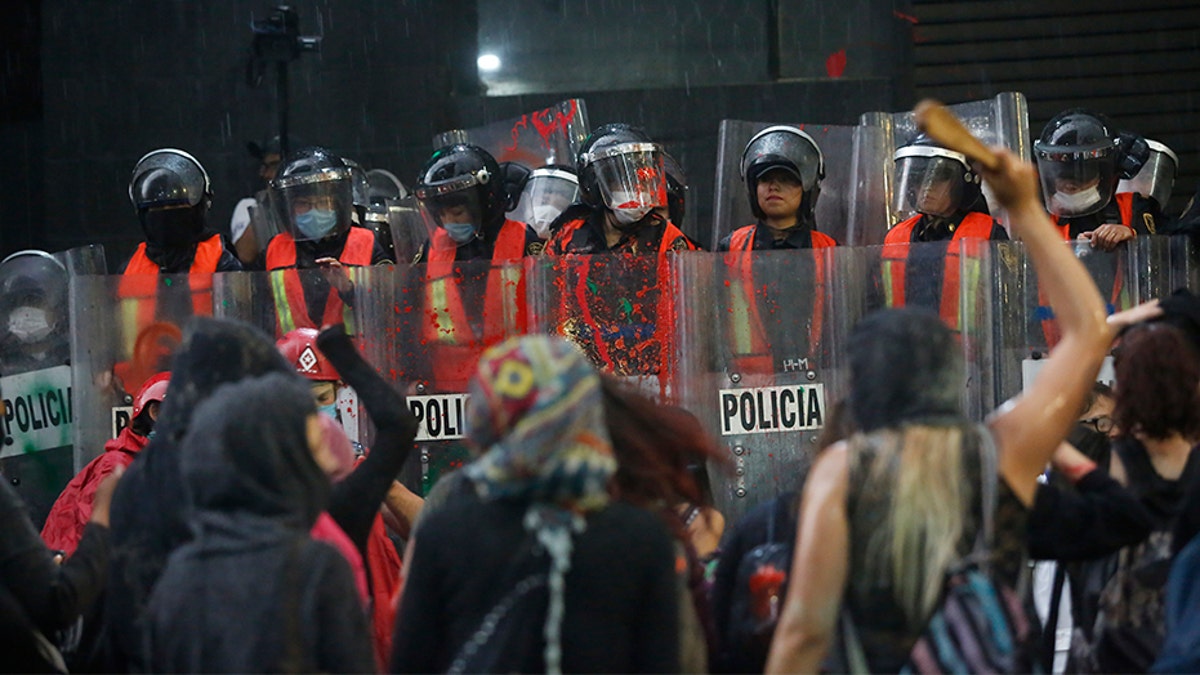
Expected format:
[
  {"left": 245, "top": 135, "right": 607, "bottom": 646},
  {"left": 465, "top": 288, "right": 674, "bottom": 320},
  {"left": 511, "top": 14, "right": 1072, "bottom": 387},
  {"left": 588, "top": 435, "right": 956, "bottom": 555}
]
[
  {"left": 0, "top": 248, "right": 99, "bottom": 527},
  {"left": 862, "top": 92, "right": 1030, "bottom": 234},
  {"left": 673, "top": 248, "right": 866, "bottom": 522},
  {"left": 386, "top": 197, "right": 428, "bottom": 265},
  {"left": 433, "top": 98, "right": 590, "bottom": 169},
  {"left": 710, "top": 120, "right": 890, "bottom": 249},
  {"left": 389, "top": 258, "right": 529, "bottom": 494},
  {"left": 527, "top": 252, "right": 680, "bottom": 398}
]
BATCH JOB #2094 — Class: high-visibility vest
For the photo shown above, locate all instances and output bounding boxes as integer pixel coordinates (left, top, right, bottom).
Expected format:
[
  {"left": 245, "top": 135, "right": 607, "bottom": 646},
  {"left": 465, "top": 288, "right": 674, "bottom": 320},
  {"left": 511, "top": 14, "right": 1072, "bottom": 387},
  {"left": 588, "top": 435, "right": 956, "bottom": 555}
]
[
  {"left": 265, "top": 228, "right": 375, "bottom": 335},
  {"left": 118, "top": 234, "right": 224, "bottom": 335},
  {"left": 423, "top": 219, "right": 528, "bottom": 391},
  {"left": 724, "top": 225, "right": 836, "bottom": 375},
  {"left": 548, "top": 217, "right": 693, "bottom": 383},
  {"left": 1041, "top": 192, "right": 1136, "bottom": 345},
  {"left": 881, "top": 212, "right": 995, "bottom": 331}
]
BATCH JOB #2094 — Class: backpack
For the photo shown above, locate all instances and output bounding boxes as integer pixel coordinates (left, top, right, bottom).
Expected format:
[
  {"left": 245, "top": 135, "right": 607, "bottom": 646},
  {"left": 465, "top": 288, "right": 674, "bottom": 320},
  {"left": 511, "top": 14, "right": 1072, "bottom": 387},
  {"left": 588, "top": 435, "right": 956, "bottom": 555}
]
[
  {"left": 842, "top": 425, "right": 1036, "bottom": 674},
  {"left": 727, "top": 494, "right": 795, "bottom": 660}
]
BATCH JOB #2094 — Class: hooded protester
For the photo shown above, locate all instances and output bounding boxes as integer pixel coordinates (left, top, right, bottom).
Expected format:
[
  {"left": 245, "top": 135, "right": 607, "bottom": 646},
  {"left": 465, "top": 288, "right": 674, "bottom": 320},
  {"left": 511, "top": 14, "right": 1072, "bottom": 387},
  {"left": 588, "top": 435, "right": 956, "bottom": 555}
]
[
  {"left": 146, "top": 373, "right": 373, "bottom": 673},
  {"left": 99, "top": 317, "right": 293, "bottom": 671},
  {"left": 391, "top": 335, "right": 680, "bottom": 673}
]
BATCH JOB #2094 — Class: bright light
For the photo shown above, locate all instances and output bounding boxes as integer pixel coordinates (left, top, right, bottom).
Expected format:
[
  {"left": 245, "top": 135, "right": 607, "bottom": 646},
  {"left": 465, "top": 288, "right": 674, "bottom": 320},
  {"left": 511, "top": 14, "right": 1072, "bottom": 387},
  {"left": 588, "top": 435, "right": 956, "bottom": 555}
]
[{"left": 477, "top": 53, "right": 501, "bottom": 72}]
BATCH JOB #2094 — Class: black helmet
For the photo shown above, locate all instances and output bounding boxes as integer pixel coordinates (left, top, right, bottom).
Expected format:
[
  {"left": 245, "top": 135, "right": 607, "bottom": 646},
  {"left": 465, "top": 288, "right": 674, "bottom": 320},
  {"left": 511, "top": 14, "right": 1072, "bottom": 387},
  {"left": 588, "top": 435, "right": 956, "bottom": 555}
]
[
  {"left": 270, "top": 147, "right": 355, "bottom": 242},
  {"left": 741, "top": 126, "right": 824, "bottom": 220},
  {"left": 128, "top": 148, "right": 212, "bottom": 248},
  {"left": 893, "top": 133, "right": 986, "bottom": 219},
  {"left": 576, "top": 123, "right": 654, "bottom": 207},
  {"left": 662, "top": 151, "right": 688, "bottom": 226},
  {"left": 498, "top": 161, "right": 533, "bottom": 212},
  {"left": 1034, "top": 109, "right": 1119, "bottom": 217},
  {"left": 414, "top": 144, "right": 505, "bottom": 245}
]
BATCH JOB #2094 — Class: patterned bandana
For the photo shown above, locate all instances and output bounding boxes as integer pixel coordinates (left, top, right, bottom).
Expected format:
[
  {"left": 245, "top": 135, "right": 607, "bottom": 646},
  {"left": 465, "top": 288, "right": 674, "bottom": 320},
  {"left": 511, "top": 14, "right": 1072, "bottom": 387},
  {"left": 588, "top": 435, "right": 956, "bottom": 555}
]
[{"left": 463, "top": 335, "right": 616, "bottom": 512}]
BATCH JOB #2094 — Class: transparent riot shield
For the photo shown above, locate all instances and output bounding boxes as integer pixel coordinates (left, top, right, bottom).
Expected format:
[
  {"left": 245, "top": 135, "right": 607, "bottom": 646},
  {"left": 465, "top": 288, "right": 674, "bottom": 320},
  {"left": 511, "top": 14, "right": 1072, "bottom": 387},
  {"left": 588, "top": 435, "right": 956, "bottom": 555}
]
[
  {"left": 387, "top": 258, "right": 529, "bottom": 494},
  {"left": 1130, "top": 233, "right": 1196, "bottom": 301},
  {"left": 528, "top": 252, "right": 680, "bottom": 398},
  {"left": 710, "top": 120, "right": 890, "bottom": 249},
  {"left": 0, "top": 248, "right": 102, "bottom": 527},
  {"left": 248, "top": 189, "right": 285, "bottom": 260},
  {"left": 386, "top": 197, "right": 428, "bottom": 265},
  {"left": 994, "top": 241, "right": 1139, "bottom": 405},
  {"left": 433, "top": 98, "right": 590, "bottom": 169},
  {"left": 673, "top": 248, "right": 866, "bottom": 522},
  {"left": 863, "top": 238, "right": 1002, "bottom": 419},
  {"left": 862, "top": 92, "right": 1030, "bottom": 233}
]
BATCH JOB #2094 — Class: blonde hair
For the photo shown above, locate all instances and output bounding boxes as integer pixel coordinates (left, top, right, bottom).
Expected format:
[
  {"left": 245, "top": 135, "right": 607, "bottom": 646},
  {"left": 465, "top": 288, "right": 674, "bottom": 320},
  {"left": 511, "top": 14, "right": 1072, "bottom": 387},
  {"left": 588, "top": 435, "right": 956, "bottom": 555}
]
[{"left": 859, "top": 425, "right": 967, "bottom": 626}]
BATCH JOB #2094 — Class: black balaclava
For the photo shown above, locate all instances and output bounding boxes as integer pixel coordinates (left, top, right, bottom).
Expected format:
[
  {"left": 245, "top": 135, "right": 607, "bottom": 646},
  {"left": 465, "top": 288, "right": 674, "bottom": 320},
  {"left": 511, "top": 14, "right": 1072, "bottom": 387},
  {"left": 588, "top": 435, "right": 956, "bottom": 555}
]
[{"left": 848, "top": 308, "right": 964, "bottom": 432}]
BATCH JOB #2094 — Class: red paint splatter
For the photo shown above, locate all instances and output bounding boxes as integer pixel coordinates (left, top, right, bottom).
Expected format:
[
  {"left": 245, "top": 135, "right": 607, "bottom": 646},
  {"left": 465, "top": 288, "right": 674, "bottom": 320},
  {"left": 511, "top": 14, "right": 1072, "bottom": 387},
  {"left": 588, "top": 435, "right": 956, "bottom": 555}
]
[
  {"left": 893, "top": 9, "right": 919, "bottom": 24},
  {"left": 825, "top": 49, "right": 847, "bottom": 79}
]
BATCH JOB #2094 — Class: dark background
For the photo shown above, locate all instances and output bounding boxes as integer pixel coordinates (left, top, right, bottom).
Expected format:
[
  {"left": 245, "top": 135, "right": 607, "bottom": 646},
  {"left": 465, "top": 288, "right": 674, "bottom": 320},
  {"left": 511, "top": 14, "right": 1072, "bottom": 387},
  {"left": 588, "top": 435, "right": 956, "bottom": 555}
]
[{"left": 2, "top": 0, "right": 1197, "bottom": 267}]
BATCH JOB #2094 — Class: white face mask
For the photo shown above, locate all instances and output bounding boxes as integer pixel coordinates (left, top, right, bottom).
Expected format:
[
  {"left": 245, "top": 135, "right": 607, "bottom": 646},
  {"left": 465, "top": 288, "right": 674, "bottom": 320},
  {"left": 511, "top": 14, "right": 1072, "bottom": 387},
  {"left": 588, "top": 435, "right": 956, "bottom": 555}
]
[
  {"left": 608, "top": 189, "right": 654, "bottom": 225},
  {"left": 8, "top": 306, "right": 52, "bottom": 343},
  {"left": 530, "top": 204, "right": 563, "bottom": 238},
  {"left": 1051, "top": 186, "right": 1103, "bottom": 215}
]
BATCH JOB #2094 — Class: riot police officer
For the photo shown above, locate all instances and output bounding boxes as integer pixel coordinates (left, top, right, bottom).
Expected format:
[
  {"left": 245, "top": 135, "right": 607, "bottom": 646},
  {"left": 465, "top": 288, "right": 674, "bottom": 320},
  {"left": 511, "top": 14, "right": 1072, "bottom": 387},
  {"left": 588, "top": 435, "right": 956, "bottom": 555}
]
[
  {"left": 546, "top": 123, "right": 694, "bottom": 255},
  {"left": 411, "top": 143, "right": 541, "bottom": 392},
  {"left": 264, "top": 147, "right": 390, "bottom": 335},
  {"left": 508, "top": 164, "right": 580, "bottom": 241},
  {"left": 718, "top": 125, "right": 837, "bottom": 252},
  {"left": 1034, "top": 109, "right": 1162, "bottom": 249},
  {"left": 881, "top": 135, "right": 1008, "bottom": 329},
  {"left": 0, "top": 251, "right": 70, "bottom": 375}
]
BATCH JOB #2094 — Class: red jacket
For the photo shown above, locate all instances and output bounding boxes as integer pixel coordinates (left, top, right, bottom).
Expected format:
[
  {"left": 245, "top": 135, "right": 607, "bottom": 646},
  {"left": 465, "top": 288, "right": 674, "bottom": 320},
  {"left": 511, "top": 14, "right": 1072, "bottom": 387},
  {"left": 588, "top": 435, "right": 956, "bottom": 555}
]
[
  {"left": 41, "top": 427, "right": 148, "bottom": 555},
  {"left": 366, "top": 513, "right": 403, "bottom": 670}
]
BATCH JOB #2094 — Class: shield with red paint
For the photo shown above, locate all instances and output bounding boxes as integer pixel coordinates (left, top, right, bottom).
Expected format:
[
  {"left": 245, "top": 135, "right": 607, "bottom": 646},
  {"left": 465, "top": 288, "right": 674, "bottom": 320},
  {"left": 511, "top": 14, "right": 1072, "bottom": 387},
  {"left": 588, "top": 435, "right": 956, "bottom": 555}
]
[{"left": 432, "top": 98, "right": 590, "bottom": 170}]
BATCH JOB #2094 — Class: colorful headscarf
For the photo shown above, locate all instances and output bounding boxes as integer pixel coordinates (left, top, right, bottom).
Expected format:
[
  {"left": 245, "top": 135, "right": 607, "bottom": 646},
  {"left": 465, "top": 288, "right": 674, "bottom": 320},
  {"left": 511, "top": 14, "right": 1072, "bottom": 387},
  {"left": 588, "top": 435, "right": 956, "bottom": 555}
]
[
  {"left": 464, "top": 335, "right": 616, "bottom": 512},
  {"left": 461, "top": 335, "right": 616, "bottom": 675}
]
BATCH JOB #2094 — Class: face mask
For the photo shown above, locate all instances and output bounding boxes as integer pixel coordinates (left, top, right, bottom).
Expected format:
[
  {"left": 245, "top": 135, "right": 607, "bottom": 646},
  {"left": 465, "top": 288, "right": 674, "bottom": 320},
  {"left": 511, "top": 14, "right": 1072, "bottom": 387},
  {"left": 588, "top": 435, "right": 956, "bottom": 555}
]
[
  {"left": 142, "top": 207, "right": 205, "bottom": 248},
  {"left": 318, "top": 402, "right": 339, "bottom": 421},
  {"left": 8, "top": 307, "right": 52, "bottom": 343},
  {"left": 295, "top": 208, "right": 339, "bottom": 239},
  {"left": 530, "top": 204, "right": 563, "bottom": 238},
  {"left": 443, "top": 221, "right": 479, "bottom": 244},
  {"left": 1051, "top": 186, "right": 1102, "bottom": 215}
]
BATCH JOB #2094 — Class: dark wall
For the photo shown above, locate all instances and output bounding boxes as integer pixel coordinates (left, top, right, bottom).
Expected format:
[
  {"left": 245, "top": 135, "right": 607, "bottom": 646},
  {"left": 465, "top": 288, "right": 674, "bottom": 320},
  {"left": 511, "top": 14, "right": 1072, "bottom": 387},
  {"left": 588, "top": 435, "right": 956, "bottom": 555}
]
[
  {"left": 1, "top": 1, "right": 44, "bottom": 257},
  {"left": 16, "top": 0, "right": 915, "bottom": 265}
]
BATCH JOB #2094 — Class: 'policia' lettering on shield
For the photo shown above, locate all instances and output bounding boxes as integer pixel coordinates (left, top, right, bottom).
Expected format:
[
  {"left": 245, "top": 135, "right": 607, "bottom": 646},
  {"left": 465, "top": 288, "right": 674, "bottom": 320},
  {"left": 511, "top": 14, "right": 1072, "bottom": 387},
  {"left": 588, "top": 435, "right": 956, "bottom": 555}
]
[{"left": 718, "top": 384, "right": 825, "bottom": 436}]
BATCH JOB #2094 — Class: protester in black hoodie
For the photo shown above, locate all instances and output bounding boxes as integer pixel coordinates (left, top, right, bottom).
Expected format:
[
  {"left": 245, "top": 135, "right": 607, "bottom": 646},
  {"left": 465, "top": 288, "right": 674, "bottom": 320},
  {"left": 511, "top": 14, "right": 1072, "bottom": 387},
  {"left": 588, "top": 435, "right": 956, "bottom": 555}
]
[{"left": 146, "top": 373, "right": 373, "bottom": 672}]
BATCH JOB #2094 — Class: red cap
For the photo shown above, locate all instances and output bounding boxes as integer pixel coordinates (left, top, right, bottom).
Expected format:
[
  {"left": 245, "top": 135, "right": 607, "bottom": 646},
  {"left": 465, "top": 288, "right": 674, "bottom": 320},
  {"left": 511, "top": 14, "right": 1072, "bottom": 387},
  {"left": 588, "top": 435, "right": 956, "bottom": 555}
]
[{"left": 276, "top": 328, "right": 339, "bottom": 381}]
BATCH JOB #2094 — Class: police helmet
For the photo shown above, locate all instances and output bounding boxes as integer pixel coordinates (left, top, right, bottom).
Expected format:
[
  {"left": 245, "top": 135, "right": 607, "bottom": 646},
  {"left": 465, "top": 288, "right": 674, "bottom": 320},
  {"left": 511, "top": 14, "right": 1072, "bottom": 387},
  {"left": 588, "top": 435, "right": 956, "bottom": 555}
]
[
  {"left": 270, "top": 147, "right": 355, "bottom": 242},
  {"left": 741, "top": 126, "right": 824, "bottom": 220},
  {"left": 1034, "top": 109, "right": 1120, "bottom": 217},
  {"left": 414, "top": 144, "right": 506, "bottom": 245}
]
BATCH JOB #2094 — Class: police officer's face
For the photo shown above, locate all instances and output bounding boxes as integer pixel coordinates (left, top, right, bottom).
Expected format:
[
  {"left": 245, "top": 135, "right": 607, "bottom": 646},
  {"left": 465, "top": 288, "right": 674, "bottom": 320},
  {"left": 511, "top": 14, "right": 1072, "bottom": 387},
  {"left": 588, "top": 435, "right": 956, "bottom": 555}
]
[
  {"left": 438, "top": 204, "right": 473, "bottom": 224},
  {"left": 917, "top": 179, "right": 954, "bottom": 217},
  {"left": 756, "top": 169, "right": 804, "bottom": 218},
  {"left": 259, "top": 153, "right": 282, "bottom": 182},
  {"left": 1055, "top": 175, "right": 1100, "bottom": 195}
]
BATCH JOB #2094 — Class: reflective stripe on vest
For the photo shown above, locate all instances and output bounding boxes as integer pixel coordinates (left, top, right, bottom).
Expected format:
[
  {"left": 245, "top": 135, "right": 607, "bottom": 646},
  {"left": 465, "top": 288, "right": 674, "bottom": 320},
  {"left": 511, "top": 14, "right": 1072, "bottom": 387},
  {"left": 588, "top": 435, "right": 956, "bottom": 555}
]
[
  {"left": 266, "top": 228, "right": 375, "bottom": 334},
  {"left": 117, "top": 234, "right": 224, "bottom": 338},
  {"left": 725, "top": 225, "right": 832, "bottom": 375},
  {"left": 423, "top": 220, "right": 527, "bottom": 389},
  {"left": 881, "top": 213, "right": 995, "bottom": 331}
]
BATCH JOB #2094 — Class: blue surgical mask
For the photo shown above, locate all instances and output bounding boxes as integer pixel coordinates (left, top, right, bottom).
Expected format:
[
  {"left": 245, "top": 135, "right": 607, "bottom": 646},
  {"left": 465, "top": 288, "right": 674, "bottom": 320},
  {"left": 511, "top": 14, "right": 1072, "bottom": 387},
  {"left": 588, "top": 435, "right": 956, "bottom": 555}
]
[
  {"left": 295, "top": 208, "right": 339, "bottom": 239},
  {"left": 318, "top": 402, "right": 339, "bottom": 421},
  {"left": 443, "top": 221, "right": 479, "bottom": 244}
]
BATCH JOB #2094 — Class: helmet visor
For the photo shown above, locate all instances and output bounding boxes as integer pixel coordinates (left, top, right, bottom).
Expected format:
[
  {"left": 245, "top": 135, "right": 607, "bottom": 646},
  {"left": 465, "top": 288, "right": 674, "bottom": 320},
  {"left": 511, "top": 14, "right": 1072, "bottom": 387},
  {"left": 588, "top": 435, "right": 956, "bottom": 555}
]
[
  {"left": 590, "top": 143, "right": 667, "bottom": 213},
  {"left": 418, "top": 187, "right": 485, "bottom": 246},
  {"left": 511, "top": 169, "right": 579, "bottom": 238},
  {"left": 1035, "top": 147, "right": 1117, "bottom": 217},
  {"left": 130, "top": 152, "right": 208, "bottom": 209},
  {"left": 273, "top": 176, "right": 354, "bottom": 242},
  {"left": 894, "top": 153, "right": 966, "bottom": 219}
]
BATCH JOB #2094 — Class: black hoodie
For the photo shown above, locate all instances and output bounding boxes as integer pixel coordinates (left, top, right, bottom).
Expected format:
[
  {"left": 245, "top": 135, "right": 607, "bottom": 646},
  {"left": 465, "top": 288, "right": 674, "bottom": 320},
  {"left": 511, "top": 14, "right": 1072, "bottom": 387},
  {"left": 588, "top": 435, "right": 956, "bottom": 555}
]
[{"left": 146, "top": 373, "right": 372, "bottom": 673}]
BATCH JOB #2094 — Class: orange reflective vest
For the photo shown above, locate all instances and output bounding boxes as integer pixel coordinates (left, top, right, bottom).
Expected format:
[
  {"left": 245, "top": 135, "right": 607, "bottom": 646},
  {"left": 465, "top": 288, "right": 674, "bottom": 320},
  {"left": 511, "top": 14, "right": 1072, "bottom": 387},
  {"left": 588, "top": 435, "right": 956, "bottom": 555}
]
[
  {"left": 881, "top": 212, "right": 996, "bottom": 331},
  {"left": 265, "top": 228, "right": 375, "bottom": 335},
  {"left": 118, "top": 234, "right": 224, "bottom": 327},
  {"left": 549, "top": 218, "right": 692, "bottom": 385},
  {"left": 725, "top": 225, "right": 836, "bottom": 375},
  {"left": 423, "top": 219, "right": 528, "bottom": 391},
  {"left": 1041, "top": 192, "right": 1135, "bottom": 345}
]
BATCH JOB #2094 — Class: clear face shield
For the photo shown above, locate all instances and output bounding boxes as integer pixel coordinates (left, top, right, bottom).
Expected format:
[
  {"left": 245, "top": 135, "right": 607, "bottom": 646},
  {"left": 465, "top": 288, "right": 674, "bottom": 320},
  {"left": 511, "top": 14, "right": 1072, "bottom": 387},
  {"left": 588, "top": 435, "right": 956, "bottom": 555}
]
[
  {"left": 1118, "top": 140, "right": 1177, "bottom": 208},
  {"left": 893, "top": 147, "right": 969, "bottom": 219},
  {"left": 272, "top": 168, "right": 354, "bottom": 242},
  {"left": 586, "top": 142, "right": 667, "bottom": 226},
  {"left": 1035, "top": 143, "right": 1118, "bottom": 217},
  {"left": 416, "top": 185, "right": 486, "bottom": 246},
  {"left": 510, "top": 168, "right": 580, "bottom": 238}
]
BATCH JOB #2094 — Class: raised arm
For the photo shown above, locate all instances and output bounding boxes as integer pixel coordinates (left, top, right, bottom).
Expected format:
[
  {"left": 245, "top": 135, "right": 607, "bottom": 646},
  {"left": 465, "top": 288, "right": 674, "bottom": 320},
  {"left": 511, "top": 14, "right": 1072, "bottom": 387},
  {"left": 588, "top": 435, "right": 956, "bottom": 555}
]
[{"left": 983, "top": 148, "right": 1111, "bottom": 505}]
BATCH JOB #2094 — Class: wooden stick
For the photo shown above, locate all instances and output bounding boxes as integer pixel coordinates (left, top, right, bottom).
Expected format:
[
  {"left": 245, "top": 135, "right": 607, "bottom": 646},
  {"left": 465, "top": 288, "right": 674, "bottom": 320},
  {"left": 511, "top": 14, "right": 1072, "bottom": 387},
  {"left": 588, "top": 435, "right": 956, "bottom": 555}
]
[{"left": 914, "top": 99, "right": 1000, "bottom": 171}]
